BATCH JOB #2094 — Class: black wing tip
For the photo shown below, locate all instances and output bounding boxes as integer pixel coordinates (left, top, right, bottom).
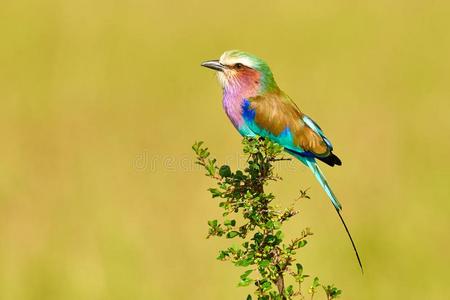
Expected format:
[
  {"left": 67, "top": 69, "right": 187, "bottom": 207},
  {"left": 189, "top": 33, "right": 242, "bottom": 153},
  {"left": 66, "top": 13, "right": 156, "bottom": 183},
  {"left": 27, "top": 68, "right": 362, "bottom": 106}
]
[{"left": 317, "top": 152, "right": 342, "bottom": 167}]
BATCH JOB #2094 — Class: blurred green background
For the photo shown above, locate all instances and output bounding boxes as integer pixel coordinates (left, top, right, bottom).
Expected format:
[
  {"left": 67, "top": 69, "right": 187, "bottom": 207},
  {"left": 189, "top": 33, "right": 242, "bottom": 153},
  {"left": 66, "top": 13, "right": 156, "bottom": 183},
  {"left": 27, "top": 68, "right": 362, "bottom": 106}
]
[{"left": 1, "top": 0, "right": 449, "bottom": 299}]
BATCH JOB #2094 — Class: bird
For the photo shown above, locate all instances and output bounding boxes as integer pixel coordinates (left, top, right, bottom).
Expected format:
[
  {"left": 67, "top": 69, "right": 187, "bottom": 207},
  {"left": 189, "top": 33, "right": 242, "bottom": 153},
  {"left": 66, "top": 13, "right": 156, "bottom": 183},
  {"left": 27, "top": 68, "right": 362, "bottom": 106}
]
[{"left": 201, "top": 50, "right": 363, "bottom": 272}]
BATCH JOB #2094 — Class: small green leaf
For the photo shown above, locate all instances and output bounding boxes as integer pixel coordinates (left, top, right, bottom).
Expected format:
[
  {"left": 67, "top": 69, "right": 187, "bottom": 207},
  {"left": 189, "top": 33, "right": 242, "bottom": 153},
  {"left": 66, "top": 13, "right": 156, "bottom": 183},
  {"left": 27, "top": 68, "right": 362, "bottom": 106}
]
[
  {"left": 238, "top": 277, "right": 252, "bottom": 287},
  {"left": 192, "top": 141, "right": 203, "bottom": 153},
  {"left": 235, "top": 170, "right": 245, "bottom": 179},
  {"left": 265, "top": 220, "right": 274, "bottom": 229},
  {"left": 219, "top": 165, "right": 232, "bottom": 177},
  {"left": 224, "top": 219, "right": 236, "bottom": 226},
  {"left": 236, "top": 257, "right": 253, "bottom": 267},
  {"left": 240, "top": 269, "right": 253, "bottom": 279},
  {"left": 296, "top": 263, "right": 303, "bottom": 275},
  {"left": 199, "top": 148, "right": 209, "bottom": 158},
  {"left": 217, "top": 250, "right": 228, "bottom": 260},
  {"left": 286, "top": 285, "right": 294, "bottom": 296},
  {"left": 226, "top": 231, "right": 240, "bottom": 238},
  {"left": 208, "top": 220, "right": 218, "bottom": 227},
  {"left": 272, "top": 221, "right": 281, "bottom": 229},
  {"left": 264, "top": 220, "right": 281, "bottom": 230},
  {"left": 323, "top": 285, "right": 342, "bottom": 299},
  {"left": 312, "top": 277, "right": 320, "bottom": 288},
  {"left": 208, "top": 188, "right": 222, "bottom": 198},
  {"left": 261, "top": 280, "right": 272, "bottom": 291},
  {"left": 275, "top": 230, "right": 283, "bottom": 240},
  {"left": 298, "top": 240, "right": 307, "bottom": 248},
  {"left": 259, "top": 259, "right": 270, "bottom": 268}
]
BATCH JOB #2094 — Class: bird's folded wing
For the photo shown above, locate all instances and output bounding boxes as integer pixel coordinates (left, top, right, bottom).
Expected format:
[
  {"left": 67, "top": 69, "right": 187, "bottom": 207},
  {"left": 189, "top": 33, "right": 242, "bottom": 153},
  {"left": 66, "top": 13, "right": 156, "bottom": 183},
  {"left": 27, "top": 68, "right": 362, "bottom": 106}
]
[{"left": 244, "top": 92, "right": 331, "bottom": 157}]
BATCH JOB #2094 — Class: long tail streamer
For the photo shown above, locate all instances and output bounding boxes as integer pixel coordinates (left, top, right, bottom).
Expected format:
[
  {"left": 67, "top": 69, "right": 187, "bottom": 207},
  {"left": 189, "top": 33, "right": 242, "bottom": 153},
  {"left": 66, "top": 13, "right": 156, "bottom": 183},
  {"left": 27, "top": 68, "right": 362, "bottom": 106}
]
[
  {"left": 305, "top": 159, "right": 364, "bottom": 273},
  {"left": 335, "top": 208, "right": 364, "bottom": 273}
]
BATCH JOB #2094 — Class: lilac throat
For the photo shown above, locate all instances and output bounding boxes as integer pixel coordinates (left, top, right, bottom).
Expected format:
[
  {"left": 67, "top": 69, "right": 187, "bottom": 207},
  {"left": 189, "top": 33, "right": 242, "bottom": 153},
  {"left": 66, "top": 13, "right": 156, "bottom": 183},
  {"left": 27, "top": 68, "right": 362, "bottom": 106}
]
[{"left": 222, "top": 89, "right": 245, "bottom": 130}]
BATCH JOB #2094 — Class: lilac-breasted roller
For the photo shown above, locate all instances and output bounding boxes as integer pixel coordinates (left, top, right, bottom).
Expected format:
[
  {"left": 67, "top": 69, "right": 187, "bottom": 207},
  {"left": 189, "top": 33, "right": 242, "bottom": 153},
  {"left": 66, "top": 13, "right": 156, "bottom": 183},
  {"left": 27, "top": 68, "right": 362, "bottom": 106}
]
[{"left": 201, "top": 50, "right": 363, "bottom": 272}]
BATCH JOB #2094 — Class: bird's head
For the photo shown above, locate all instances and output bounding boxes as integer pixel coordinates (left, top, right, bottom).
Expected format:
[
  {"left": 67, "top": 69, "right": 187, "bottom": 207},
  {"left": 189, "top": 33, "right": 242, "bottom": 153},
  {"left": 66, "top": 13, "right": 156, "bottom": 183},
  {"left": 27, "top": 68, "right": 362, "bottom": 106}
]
[{"left": 201, "top": 50, "right": 279, "bottom": 97}]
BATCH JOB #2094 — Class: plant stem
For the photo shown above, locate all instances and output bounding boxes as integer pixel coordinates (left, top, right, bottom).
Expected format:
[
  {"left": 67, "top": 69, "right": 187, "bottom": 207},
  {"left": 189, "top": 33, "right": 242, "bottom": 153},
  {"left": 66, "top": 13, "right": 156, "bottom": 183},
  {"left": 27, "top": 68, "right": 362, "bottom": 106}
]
[{"left": 275, "top": 273, "right": 286, "bottom": 299}]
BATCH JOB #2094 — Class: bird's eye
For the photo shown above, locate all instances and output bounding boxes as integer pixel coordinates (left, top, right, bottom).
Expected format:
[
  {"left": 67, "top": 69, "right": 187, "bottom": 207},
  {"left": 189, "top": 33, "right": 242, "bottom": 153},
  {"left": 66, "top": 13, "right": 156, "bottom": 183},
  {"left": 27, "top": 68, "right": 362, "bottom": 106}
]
[{"left": 235, "top": 63, "right": 244, "bottom": 69}]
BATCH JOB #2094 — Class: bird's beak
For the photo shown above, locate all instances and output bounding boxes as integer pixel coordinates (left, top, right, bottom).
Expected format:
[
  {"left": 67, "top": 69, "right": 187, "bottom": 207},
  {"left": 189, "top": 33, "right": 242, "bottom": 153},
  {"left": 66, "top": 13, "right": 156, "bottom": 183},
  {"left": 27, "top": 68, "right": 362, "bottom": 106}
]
[{"left": 201, "top": 60, "right": 225, "bottom": 72}]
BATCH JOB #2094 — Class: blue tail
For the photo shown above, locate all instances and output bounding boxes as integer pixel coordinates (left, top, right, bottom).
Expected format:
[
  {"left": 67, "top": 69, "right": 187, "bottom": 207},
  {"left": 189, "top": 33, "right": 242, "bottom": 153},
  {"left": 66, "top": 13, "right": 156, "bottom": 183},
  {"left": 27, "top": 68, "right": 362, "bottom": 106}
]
[
  {"left": 294, "top": 155, "right": 364, "bottom": 273},
  {"left": 304, "top": 159, "right": 342, "bottom": 210}
]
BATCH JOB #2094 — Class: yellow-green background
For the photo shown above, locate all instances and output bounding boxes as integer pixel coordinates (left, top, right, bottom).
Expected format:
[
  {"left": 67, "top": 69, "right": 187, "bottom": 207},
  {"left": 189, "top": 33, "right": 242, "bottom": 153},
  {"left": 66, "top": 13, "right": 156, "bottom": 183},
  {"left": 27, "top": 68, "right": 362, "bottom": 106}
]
[{"left": 1, "top": 1, "right": 449, "bottom": 299}]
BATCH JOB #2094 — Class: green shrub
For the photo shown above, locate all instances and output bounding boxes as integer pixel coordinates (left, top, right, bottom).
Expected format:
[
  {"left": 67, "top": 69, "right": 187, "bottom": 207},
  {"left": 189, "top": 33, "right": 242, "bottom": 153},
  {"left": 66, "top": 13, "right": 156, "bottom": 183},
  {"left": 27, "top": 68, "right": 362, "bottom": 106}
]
[{"left": 193, "top": 137, "right": 341, "bottom": 300}]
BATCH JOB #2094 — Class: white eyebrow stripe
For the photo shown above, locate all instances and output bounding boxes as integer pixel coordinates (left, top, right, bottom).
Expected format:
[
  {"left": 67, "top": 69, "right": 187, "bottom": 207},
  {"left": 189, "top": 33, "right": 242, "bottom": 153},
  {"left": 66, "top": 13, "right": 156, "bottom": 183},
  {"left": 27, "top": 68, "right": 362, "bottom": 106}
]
[{"left": 219, "top": 55, "right": 255, "bottom": 68}]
